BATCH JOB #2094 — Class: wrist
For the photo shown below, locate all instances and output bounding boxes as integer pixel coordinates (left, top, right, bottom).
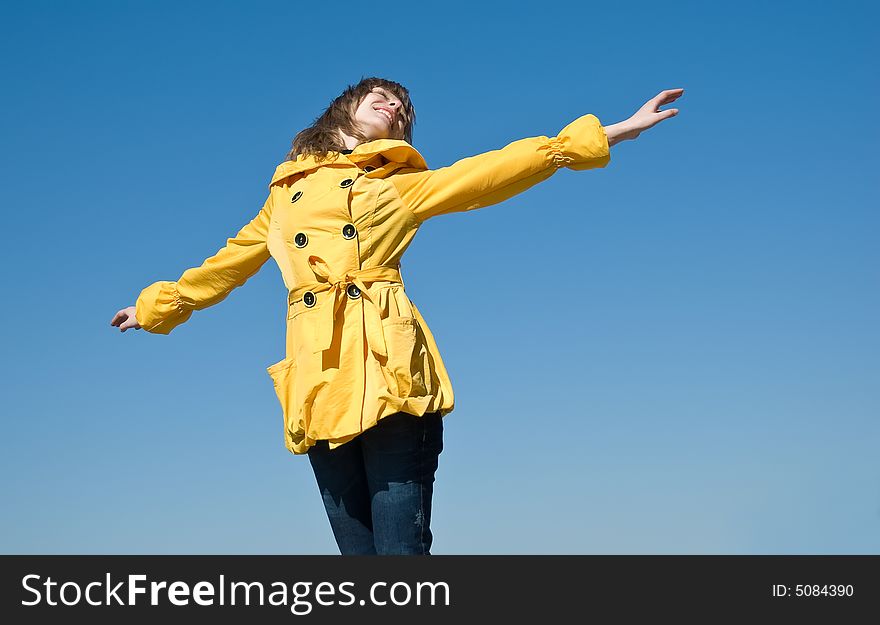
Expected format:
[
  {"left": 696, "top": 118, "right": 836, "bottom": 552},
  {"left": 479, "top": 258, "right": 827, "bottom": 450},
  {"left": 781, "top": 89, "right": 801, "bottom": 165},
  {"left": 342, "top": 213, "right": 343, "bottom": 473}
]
[{"left": 603, "top": 121, "right": 633, "bottom": 147}]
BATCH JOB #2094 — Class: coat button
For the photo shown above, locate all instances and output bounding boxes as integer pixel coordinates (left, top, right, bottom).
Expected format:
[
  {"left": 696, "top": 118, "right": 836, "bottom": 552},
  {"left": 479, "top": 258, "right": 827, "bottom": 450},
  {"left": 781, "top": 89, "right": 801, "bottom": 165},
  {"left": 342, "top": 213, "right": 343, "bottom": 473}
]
[
  {"left": 291, "top": 190, "right": 303, "bottom": 202},
  {"left": 341, "top": 224, "right": 357, "bottom": 239},
  {"left": 346, "top": 284, "right": 361, "bottom": 299},
  {"left": 294, "top": 232, "right": 308, "bottom": 248},
  {"left": 364, "top": 166, "right": 376, "bottom": 172},
  {"left": 339, "top": 178, "right": 354, "bottom": 188},
  {"left": 302, "top": 291, "right": 316, "bottom": 307}
]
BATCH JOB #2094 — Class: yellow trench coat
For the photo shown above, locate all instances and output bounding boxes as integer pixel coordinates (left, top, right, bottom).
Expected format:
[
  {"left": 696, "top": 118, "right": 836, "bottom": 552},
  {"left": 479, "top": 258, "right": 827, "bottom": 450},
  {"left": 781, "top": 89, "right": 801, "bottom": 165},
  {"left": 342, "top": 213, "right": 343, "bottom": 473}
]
[{"left": 135, "top": 113, "right": 611, "bottom": 454}]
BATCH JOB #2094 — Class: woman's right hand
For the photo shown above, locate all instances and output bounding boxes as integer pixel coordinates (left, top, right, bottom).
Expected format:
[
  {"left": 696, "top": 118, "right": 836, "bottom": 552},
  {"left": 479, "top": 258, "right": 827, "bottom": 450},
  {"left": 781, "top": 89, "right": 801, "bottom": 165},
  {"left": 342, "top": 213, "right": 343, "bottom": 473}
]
[
  {"left": 604, "top": 88, "right": 684, "bottom": 146},
  {"left": 111, "top": 306, "right": 142, "bottom": 332}
]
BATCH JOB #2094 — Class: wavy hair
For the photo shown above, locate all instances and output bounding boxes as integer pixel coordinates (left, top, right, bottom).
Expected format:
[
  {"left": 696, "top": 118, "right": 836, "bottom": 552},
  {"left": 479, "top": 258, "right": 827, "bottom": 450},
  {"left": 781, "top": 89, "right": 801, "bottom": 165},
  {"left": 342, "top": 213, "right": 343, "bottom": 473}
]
[{"left": 285, "top": 76, "right": 416, "bottom": 163}]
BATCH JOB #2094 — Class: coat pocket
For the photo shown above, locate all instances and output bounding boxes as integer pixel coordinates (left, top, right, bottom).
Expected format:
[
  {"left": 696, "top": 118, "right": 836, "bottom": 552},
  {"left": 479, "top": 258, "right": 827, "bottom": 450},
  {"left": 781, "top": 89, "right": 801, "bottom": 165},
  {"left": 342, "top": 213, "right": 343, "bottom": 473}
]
[
  {"left": 286, "top": 301, "right": 323, "bottom": 356},
  {"left": 266, "top": 356, "right": 303, "bottom": 448},
  {"left": 380, "top": 317, "right": 427, "bottom": 398}
]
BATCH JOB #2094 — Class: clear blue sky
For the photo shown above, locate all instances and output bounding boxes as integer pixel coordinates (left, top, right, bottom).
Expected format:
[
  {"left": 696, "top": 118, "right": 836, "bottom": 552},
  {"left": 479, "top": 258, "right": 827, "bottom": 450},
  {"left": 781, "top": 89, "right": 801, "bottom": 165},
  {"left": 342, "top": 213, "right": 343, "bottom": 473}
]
[{"left": 2, "top": 0, "right": 877, "bottom": 554}]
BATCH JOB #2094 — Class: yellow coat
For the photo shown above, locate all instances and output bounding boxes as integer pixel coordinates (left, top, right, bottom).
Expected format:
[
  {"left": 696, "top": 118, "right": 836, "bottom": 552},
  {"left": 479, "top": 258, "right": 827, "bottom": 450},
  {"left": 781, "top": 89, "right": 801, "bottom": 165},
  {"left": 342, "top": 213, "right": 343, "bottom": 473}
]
[{"left": 135, "top": 113, "right": 611, "bottom": 455}]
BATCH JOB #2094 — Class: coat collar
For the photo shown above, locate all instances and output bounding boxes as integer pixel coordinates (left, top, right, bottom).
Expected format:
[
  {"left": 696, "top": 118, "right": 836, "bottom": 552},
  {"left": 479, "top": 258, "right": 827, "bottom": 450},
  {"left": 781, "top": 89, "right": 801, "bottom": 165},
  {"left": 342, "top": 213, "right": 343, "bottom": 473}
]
[{"left": 270, "top": 139, "right": 428, "bottom": 187}]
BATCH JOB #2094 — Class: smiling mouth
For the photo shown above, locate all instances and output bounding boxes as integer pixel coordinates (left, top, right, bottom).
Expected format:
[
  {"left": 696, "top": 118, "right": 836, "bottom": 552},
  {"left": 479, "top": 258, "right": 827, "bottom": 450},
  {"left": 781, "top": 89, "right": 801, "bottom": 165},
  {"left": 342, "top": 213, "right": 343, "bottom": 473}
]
[{"left": 375, "top": 109, "right": 393, "bottom": 123}]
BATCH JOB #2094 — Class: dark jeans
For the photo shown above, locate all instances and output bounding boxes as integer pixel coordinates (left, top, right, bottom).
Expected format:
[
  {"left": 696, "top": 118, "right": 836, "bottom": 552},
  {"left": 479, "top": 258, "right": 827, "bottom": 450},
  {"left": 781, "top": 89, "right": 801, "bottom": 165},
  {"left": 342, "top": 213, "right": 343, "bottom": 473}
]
[{"left": 307, "top": 410, "right": 444, "bottom": 555}]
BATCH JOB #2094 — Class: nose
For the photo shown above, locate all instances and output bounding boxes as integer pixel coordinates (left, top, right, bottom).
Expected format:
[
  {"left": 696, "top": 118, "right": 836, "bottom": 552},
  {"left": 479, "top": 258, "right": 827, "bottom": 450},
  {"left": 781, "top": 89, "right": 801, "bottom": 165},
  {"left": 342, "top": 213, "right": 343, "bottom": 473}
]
[{"left": 382, "top": 100, "right": 400, "bottom": 125}]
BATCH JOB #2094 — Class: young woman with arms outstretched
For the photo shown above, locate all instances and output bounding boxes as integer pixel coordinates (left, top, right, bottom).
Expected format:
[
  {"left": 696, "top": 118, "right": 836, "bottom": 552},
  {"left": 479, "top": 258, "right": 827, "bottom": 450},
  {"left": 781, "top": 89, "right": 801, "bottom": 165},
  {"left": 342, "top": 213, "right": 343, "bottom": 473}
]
[{"left": 111, "top": 77, "right": 684, "bottom": 555}]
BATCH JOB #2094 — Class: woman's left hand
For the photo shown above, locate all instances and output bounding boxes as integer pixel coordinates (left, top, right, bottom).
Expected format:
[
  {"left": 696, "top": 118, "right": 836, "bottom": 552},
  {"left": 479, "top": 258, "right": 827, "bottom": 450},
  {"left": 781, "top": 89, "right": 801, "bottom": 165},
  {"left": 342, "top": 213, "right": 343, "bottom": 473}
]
[{"left": 604, "top": 88, "right": 684, "bottom": 146}]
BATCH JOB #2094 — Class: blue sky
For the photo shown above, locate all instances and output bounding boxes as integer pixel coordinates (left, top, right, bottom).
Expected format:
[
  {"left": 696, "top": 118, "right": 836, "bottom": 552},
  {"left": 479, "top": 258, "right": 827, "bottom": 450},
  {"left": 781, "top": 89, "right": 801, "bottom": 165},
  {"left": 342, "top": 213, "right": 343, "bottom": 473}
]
[{"left": 1, "top": 0, "right": 877, "bottom": 554}]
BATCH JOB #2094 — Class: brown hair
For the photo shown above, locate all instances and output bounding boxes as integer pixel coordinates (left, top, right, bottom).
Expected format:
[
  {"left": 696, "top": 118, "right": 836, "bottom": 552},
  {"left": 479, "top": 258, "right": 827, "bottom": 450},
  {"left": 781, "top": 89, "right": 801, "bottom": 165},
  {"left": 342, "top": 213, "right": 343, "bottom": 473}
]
[{"left": 285, "top": 76, "right": 416, "bottom": 163}]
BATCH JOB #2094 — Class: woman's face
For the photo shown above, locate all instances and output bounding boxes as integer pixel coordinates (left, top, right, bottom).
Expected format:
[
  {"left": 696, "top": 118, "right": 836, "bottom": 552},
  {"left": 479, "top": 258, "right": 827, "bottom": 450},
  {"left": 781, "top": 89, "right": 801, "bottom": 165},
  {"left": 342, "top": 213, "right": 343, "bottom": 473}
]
[{"left": 352, "top": 86, "right": 406, "bottom": 142}]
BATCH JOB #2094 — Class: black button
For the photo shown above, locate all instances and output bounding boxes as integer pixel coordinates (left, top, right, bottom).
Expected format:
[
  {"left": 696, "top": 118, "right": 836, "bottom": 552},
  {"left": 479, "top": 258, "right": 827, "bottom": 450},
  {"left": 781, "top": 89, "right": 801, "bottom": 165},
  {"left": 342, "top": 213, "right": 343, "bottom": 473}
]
[
  {"left": 291, "top": 190, "right": 303, "bottom": 202},
  {"left": 339, "top": 178, "right": 354, "bottom": 188},
  {"left": 364, "top": 165, "right": 376, "bottom": 172},
  {"left": 346, "top": 284, "right": 361, "bottom": 299},
  {"left": 302, "top": 291, "right": 316, "bottom": 307},
  {"left": 294, "top": 232, "right": 308, "bottom": 248},
  {"left": 341, "top": 224, "right": 357, "bottom": 239}
]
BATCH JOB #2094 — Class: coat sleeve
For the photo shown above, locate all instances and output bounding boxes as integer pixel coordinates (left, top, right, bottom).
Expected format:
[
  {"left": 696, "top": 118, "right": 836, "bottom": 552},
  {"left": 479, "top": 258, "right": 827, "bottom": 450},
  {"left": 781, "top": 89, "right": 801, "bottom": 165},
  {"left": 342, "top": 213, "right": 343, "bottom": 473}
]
[
  {"left": 389, "top": 113, "right": 611, "bottom": 222},
  {"left": 134, "top": 192, "right": 274, "bottom": 334}
]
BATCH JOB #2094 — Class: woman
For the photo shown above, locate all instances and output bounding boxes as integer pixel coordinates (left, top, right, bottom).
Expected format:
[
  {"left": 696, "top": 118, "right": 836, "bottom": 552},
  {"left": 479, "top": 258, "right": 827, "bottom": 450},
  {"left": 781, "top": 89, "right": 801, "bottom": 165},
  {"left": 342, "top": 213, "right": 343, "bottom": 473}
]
[{"left": 111, "top": 77, "right": 684, "bottom": 555}]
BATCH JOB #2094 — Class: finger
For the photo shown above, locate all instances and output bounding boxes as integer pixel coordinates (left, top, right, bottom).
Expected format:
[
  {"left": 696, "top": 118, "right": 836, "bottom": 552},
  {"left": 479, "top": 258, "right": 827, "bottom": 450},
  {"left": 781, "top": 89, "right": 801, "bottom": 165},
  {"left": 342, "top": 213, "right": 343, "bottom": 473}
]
[
  {"left": 654, "top": 89, "right": 685, "bottom": 107},
  {"left": 656, "top": 91, "right": 683, "bottom": 106}
]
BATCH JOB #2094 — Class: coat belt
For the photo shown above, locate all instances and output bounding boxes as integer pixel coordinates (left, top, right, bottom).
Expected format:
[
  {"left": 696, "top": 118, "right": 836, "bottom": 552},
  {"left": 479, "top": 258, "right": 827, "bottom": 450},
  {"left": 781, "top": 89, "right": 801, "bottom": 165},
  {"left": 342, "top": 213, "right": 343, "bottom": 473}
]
[{"left": 290, "top": 255, "right": 403, "bottom": 359}]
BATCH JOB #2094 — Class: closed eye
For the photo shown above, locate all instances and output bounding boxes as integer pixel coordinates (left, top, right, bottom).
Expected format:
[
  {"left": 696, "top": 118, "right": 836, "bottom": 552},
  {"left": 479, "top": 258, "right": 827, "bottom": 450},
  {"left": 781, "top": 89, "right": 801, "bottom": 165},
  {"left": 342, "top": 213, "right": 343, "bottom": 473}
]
[{"left": 374, "top": 88, "right": 398, "bottom": 102}]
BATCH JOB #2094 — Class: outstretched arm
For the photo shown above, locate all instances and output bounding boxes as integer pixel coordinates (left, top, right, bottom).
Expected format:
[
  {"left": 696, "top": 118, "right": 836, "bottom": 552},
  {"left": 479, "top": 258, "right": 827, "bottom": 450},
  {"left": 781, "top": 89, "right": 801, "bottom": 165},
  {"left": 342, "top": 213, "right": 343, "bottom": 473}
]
[
  {"left": 390, "top": 89, "right": 684, "bottom": 222},
  {"left": 389, "top": 113, "right": 610, "bottom": 222},
  {"left": 131, "top": 193, "right": 274, "bottom": 334}
]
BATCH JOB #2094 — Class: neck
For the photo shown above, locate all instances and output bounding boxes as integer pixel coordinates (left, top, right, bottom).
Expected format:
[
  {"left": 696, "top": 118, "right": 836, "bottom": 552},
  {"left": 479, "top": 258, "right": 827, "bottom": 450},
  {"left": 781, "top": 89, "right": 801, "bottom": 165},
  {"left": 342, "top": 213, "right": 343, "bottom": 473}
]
[{"left": 339, "top": 129, "right": 360, "bottom": 150}]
